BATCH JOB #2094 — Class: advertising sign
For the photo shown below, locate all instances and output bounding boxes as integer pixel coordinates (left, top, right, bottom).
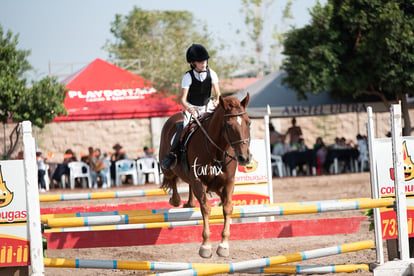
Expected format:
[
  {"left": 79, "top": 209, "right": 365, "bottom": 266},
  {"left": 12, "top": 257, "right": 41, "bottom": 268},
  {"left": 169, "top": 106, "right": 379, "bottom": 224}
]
[
  {"left": 374, "top": 137, "right": 414, "bottom": 239},
  {"left": 0, "top": 160, "right": 29, "bottom": 267},
  {"left": 233, "top": 139, "right": 270, "bottom": 206}
]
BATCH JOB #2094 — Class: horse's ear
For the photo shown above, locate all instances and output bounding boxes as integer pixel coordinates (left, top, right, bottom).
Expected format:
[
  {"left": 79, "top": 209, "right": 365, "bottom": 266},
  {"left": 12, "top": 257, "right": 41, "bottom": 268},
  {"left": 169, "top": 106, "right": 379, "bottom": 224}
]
[
  {"left": 241, "top": 92, "right": 250, "bottom": 108},
  {"left": 219, "top": 96, "right": 228, "bottom": 109}
]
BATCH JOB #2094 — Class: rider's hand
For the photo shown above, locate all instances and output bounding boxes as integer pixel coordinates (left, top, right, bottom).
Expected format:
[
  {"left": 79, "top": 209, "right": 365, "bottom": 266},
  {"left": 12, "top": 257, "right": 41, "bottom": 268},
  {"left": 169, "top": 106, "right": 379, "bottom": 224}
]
[
  {"left": 188, "top": 107, "right": 196, "bottom": 116},
  {"left": 213, "top": 99, "right": 219, "bottom": 107}
]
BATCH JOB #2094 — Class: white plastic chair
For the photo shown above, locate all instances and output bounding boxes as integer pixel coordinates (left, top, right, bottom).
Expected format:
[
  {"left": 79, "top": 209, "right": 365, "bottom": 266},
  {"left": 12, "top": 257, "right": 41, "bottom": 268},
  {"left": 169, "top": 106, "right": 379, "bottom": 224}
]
[
  {"left": 358, "top": 151, "right": 370, "bottom": 172},
  {"left": 271, "top": 155, "right": 285, "bottom": 177},
  {"left": 115, "top": 159, "right": 138, "bottom": 186},
  {"left": 136, "top": 157, "right": 160, "bottom": 185},
  {"left": 68, "top": 161, "right": 92, "bottom": 189}
]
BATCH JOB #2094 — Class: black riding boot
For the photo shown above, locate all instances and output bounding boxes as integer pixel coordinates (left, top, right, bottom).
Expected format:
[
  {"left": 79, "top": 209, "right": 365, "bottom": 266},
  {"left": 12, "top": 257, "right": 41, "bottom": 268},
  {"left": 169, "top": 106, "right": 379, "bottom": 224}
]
[{"left": 162, "top": 124, "right": 183, "bottom": 170}]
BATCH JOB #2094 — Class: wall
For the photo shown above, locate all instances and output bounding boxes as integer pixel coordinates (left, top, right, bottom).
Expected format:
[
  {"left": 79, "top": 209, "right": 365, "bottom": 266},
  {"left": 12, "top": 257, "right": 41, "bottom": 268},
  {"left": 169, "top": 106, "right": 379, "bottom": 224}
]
[{"left": 2, "top": 109, "right": 413, "bottom": 162}]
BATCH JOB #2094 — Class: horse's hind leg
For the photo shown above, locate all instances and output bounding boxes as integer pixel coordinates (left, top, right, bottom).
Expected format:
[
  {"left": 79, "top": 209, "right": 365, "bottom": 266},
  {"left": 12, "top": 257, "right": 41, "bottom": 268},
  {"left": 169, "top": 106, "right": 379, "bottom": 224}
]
[
  {"left": 192, "top": 181, "right": 212, "bottom": 258},
  {"left": 217, "top": 185, "right": 233, "bottom": 257},
  {"left": 183, "top": 186, "right": 196, "bottom": 208},
  {"left": 164, "top": 176, "right": 181, "bottom": 207}
]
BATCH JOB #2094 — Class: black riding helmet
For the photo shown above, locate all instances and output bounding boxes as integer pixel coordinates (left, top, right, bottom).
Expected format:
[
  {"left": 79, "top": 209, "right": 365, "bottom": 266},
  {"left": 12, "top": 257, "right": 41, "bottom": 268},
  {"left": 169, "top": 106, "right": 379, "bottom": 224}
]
[{"left": 186, "top": 44, "right": 210, "bottom": 63}]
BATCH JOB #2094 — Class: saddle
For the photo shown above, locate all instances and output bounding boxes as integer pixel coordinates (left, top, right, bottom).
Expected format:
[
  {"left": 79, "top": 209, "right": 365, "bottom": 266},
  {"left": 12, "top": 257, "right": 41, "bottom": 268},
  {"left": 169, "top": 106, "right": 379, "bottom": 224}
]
[
  {"left": 180, "top": 112, "right": 213, "bottom": 148},
  {"left": 177, "top": 112, "right": 213, "bottom": 179}
]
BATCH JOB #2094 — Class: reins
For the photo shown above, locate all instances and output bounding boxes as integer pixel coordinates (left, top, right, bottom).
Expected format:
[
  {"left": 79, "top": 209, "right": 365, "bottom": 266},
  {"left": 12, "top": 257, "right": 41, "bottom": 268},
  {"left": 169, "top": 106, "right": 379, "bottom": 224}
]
[{"left": 192, "top": 110, "right": 250, "bottom": 162}]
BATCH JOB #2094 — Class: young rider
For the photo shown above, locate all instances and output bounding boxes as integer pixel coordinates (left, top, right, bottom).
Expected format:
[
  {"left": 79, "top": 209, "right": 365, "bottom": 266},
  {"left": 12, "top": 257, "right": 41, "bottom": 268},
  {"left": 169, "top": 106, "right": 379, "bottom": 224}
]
[{"left": 162, "top": 43, "right": 221, "bottom": 170}]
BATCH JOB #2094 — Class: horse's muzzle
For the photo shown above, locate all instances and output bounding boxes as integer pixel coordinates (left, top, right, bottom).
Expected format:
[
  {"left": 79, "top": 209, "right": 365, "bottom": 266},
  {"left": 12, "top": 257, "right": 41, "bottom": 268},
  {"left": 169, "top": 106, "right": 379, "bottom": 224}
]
[{"left": 237, "top": 153, "right": 252, "bottom": 166}]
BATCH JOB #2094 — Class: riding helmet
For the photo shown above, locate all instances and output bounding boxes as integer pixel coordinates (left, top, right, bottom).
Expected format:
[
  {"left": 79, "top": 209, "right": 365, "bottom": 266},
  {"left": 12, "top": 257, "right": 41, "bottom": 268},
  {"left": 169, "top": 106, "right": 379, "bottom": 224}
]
[{"left": 186, "top": 44, "right": 210, "bottom": 63}]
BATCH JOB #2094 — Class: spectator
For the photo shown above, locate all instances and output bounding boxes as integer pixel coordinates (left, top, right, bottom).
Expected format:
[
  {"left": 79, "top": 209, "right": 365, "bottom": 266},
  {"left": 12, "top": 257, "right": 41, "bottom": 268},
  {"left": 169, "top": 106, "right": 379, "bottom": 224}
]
[
  {"left": 272, "top": 135, "right": 290, "bottom": 156},
  {"left": 52, "top": 148, "right": 77, "bottom": 188},
  {"left": 36, "top": 150, "right": 47, "bottom": 192},
  {"left": 88, "top": 147, "right": 108, "bottom": 189},
  {"left": 313, "top": 137, "right": 328, "bottom": 175},
  {"left": 297, "top": 138, "right": 308, "bottom": 152},
  {"left": 356, "top": 134, "right": 369, "bottom": 171},
  {"left": 63, "top": 149, "right": 77, "bottom": 163},
  {"left": 269, "top": 123, "right": 281, "bottom": 153},
  {"left": 111, "top": 143, "right": 127, "bottom": 184},
  {"left": 285, "top": 117, "right": 302, "bottom": 149},
  {"left": 143, "top": 146, "right": 154, "bottom": 158}
]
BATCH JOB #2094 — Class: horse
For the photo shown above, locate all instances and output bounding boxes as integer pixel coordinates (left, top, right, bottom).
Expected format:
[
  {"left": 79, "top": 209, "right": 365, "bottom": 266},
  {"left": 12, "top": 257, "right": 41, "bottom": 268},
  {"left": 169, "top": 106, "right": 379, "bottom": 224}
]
[{"left": 159, "top": 93, "right": 251, "bottom": 258}]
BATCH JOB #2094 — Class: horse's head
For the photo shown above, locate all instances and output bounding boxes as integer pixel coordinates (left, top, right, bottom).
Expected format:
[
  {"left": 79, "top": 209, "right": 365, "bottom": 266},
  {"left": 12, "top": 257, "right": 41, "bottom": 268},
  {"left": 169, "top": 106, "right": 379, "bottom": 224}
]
[{"left": 219, "top": 93, "right": 251, "bottom": 165}]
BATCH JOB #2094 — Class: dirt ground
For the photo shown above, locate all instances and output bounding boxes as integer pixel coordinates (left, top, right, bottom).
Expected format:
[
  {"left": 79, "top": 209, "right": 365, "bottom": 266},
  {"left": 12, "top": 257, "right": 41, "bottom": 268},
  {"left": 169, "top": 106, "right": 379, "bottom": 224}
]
[{"left": 41, "top": 172, "right": 385, "bottom": 275}]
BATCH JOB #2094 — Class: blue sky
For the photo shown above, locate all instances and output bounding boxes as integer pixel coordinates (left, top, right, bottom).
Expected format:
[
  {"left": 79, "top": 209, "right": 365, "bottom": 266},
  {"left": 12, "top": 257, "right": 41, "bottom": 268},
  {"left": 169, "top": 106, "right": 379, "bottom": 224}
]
[{"left": 0, "top": 0, "right": 325, "bottom": 81}]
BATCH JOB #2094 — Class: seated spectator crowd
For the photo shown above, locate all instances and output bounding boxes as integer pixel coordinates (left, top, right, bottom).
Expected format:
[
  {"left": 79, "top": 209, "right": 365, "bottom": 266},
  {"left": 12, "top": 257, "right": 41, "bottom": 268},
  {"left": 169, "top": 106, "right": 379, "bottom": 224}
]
[
  {"left": 270, "top": 119, "right": 369, "bottom": 177},
  {"left": 35, "top": 143, "right": 160, "bottom": 191}
]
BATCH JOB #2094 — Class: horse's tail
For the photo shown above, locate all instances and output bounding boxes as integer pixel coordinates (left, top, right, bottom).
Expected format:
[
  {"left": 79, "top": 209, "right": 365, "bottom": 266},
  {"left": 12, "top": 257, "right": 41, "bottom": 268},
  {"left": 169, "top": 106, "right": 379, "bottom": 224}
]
[{"left": 159, "top": 112, "right": 184, "bottom": 191}]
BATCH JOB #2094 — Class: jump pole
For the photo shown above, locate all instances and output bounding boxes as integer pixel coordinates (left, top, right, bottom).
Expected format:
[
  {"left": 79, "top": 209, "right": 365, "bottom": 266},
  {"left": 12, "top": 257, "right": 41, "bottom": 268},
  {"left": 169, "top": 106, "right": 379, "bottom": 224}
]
[
  {"left": 44, "top": 197, "right": 393, "bottom": 228},
  {"left": 43, "top": 258, "right": 369, "bottom": 274},
  {"left": 390, "top": 104, "right": 410, "bottom": 260},
  {"left": 39, "top": 187, "right": 189, "bottom": 202},
  {"left": 367, "top": 106, "right": 384, "bottom": 264},
  {"left": 150, "top": 240, "right": 375, "bottom": 276},
  {"left": 44, "top": 219, "right": 224, "bottom": 233}
]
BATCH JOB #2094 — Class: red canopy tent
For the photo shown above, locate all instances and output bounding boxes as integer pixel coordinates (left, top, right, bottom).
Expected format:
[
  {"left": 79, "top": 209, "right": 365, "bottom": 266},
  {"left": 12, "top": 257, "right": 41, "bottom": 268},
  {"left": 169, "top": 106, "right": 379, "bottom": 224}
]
[{"left": 54, "top": 58, "right": 181, "bottom": 122}]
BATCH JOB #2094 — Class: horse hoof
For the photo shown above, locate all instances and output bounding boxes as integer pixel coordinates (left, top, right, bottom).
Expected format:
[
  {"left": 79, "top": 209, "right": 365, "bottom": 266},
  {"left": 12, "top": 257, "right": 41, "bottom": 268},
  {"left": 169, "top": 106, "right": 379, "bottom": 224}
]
[
  {"left": 199, "top": 245, "right": 212, "bottom": 258},
  {"left": 169, "top": 197, "right": 180, "bottom": 207},
  {"left": 216, "top": 243, "right": 230, "bottom": 257},
  {"left": 183, "top": 202, "right": 195, "bottom": 208}
]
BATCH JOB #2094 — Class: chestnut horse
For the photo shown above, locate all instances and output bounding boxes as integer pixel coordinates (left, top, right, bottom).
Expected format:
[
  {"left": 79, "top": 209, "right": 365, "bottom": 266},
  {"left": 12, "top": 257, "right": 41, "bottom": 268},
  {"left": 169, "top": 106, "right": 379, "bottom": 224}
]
[{"left": 159, "top": 94, "right": 251, "bottom": 258}]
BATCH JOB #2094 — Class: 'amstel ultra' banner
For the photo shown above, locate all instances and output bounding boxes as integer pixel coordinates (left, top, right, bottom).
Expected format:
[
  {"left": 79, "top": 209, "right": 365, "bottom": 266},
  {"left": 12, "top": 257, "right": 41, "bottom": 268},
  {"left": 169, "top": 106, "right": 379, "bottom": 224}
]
[{"left": 0, "top": 160, "right": 29, "bottom": 267}]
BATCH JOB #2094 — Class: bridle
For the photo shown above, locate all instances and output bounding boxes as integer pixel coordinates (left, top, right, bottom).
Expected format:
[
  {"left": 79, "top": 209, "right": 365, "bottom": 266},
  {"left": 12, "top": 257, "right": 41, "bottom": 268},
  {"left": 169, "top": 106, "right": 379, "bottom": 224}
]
[
  {"left": 223, "top": 111, "right": 251, "bottom": 147},
  {"left": 193, "top": 110, "right": 250, "bottom": 162}
]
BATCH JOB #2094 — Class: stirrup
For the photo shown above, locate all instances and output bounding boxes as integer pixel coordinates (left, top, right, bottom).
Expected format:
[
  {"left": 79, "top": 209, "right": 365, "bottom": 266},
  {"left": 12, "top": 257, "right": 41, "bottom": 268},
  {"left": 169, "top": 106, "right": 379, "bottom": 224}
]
[{"left": 162, "top": 153, "right": 177, "bottom": 170}]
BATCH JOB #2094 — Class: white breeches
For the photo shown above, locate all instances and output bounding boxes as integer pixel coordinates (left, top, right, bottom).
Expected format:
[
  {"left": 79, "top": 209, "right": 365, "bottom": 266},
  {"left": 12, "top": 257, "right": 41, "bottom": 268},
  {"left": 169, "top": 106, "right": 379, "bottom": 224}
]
[{"left": 183, "top": 99, "right": 216, "bottom": 127}]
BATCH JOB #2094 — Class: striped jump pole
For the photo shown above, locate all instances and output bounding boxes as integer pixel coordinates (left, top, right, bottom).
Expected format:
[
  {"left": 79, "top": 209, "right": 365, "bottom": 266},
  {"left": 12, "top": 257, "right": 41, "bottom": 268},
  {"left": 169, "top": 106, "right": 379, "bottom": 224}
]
[
  {"left": 247, "top": 264, "right": 370, "bottom": 274},
  {"left": 39, "top": 186, "right": 189, "bottom": 202},
  {"left": 44, "top": 219, "right": 224, "bottom": 233},
  {"left": 151, "top": 240, "right": 375, "bottom": 276},
  {"left": 41, "top": 208, "right": 161, "bottom": 223},
  {"left": 43, "top": 257, "right": 369, "bottom": 274},
  {"left": 45, "top": 197, "right": 394, "bottom": 228}
]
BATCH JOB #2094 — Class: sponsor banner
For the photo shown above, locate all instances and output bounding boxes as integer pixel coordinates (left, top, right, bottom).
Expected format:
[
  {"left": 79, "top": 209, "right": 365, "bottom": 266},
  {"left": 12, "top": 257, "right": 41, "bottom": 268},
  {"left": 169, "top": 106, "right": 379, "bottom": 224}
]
[
  {"left": 0, "top": 160, "right": 29, "bottom": 267},
  {"left": 375, "top": 137, "right": 414, "bottom": 197},
  {"left": 234, "top": 139, "right": 269, "bottom": 204},
  {"left": 67, "top": 87, "right": 156, "bottom": 103},
  {"left": 235, "top": 139, "right": 268, "bottom": 184},
  {"left": 380, "top": 208, "right": 414, "bottom": 240},
  {"left": 375, "top": 137, "right": 414, "bottom": 240}
]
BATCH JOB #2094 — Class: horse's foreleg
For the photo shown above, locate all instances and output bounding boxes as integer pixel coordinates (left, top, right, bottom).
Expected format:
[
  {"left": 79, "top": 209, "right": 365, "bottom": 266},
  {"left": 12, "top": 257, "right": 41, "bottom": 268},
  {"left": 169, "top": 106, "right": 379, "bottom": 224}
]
[
  {"left": 183, "top": 186, "right": 196, "bottom": 208},
  {"left": 192, "top": 181, "right": 212, "bottom": 258},
  {"left": 217, "top": 186, "right": 233, "bottom": 257},
  {"left": 168, "top": 177, "right": 181, "bottom": 207}
]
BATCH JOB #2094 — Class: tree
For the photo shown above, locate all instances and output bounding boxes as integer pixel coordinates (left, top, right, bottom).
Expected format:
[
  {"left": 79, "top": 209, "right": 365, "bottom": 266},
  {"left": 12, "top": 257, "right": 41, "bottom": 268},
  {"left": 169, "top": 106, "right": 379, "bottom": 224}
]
[
  {"left": 239, "top": 0, "right": 293, "bottom": 76},
  {"left": 282, "top": 0, "right": 414, "bottom": 135},
  {"left": 106, "top": 7, "right": 230, "bottom": 96},
  {"left": 0, "top": 25, "right": 67, "bottom": 159}
]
